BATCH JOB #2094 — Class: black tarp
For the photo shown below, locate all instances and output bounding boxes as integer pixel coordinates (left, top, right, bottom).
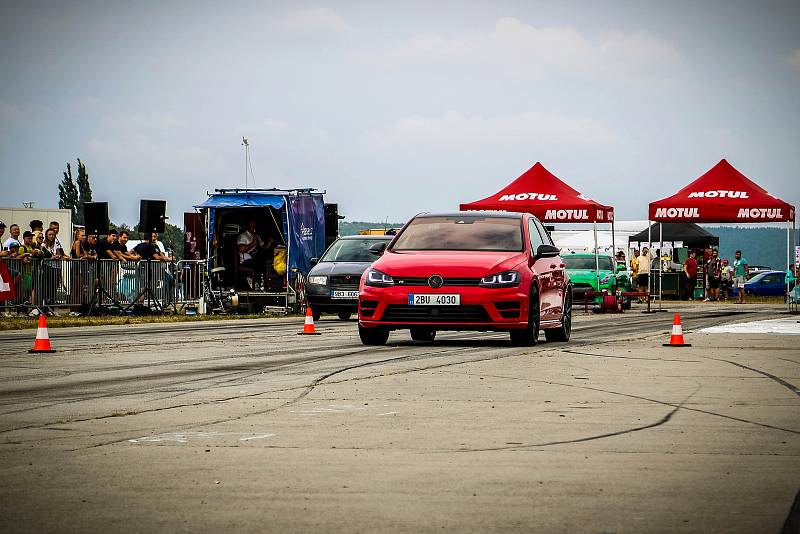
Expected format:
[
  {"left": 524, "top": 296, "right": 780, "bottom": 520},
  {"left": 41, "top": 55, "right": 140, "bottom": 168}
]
[{"left": 628, "top": 223, "right": 719, "bottom": 248}]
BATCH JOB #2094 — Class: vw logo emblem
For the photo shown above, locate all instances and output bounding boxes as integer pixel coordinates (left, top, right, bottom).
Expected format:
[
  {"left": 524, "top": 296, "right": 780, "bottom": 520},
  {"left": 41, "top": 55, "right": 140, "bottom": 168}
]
[{"left": 428, "top": 275, "right": 443, "bottom": 289}]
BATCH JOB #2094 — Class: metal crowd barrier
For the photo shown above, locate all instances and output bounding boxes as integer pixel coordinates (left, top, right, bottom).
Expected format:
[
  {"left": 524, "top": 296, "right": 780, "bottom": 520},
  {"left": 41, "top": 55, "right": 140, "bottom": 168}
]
[{"left": 0, "top": 258, "right": 206, "bottom": 314}]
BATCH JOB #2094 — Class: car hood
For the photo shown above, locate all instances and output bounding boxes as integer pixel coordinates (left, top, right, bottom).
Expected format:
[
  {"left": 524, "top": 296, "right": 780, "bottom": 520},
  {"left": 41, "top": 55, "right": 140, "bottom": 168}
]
[
  {"left": 566, "top": 269, "right": 612, "bottom": 281},
  {"left": 308, "top": 261, "right": 375, "bottom": 277},
  {"left": 371, "top": 250, "right": 526, "bottom": 277}
]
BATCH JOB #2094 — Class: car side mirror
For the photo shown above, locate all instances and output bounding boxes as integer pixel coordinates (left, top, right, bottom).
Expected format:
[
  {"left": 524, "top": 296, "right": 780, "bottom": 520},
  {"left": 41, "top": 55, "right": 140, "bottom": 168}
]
[
  {"left": 535, "top": 244, "right": 560, "bottom": 259},
  {"left": 310, "top": 257, "right": 318, "bottom": 266},
  {"left": 368, "top": 242, "right": 387, "bottom": 256}
]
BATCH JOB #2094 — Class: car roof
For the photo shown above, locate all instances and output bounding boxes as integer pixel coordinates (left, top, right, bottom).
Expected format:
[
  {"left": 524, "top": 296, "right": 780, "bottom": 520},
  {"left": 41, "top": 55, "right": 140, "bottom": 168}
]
[
  {"left": 337, "top": 235, "right": 393, "bottom": 240},
  {"left": 416, "top": 211, "right": 524, "bottom": 220}
]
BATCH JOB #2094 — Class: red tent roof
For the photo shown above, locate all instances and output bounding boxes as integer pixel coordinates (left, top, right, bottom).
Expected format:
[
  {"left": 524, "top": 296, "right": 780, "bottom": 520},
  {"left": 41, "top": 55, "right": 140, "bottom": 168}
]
[
  {"left": 459, "top": 162, "right": 614, "bottom": 223},
  {"left": 649, "top": 159, "right": 795, "bottom": 223}
]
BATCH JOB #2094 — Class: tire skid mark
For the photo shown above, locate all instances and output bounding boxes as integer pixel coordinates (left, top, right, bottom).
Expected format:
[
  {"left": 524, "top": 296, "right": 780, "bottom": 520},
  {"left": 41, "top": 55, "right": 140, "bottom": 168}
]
[{"left": 452, "top": 386, "right": 701, "bottom": 452}]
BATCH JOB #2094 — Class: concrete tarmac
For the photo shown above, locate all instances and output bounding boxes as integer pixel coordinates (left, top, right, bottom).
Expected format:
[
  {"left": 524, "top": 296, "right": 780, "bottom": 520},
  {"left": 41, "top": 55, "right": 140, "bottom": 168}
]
[{"left": 0, "top": 305, "right": 798, "bottom": 533}]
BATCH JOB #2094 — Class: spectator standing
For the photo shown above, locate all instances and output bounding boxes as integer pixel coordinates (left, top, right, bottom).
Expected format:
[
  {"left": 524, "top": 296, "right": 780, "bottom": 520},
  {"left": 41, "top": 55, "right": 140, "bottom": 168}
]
[
  {"left": 115, "top": 230, "right": 141, "bottom": 261},
  {"left": 636, "top": 247, "right": 651, "bottom": 300},
  {"left": 70, "top": 228, "right": 85, "bottom": 258},
  {"left": 82, "top": 234, "right": 99, "bottom": 259},
  {"left": 40, "top": 228, "right": 65, "bottom": 305},
  {"left": 683, "top": 250, "right": 698, "bottom": 300},
  {"left": 705, "top": 249, "right": 723, "bottom": 301},
  {"left": 4, "top": 224, "right": 21, "bottom": 249},
  {"left": 18, "top": 231, "right": 40, "bottom": 305},
  {"left": 49, "top": 221, "right": 65, "bottom": 253},
  {"left": 721, "top": 259, "right": 733, "bottom": 299},
  {"left": 133, "top": 233, "right": 172, "bottom": 302},
  {"left": 733, "top": 250, "right": 749, "bottom": 304},
  {"left": 97, "top": 229, "right": 120, "bottom": 260}
]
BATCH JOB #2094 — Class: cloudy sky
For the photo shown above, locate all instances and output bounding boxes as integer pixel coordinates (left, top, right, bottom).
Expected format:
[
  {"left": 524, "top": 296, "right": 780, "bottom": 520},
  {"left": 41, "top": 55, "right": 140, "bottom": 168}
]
[{"left": 1, "top": 0, "right": 799, "bottom": 226}]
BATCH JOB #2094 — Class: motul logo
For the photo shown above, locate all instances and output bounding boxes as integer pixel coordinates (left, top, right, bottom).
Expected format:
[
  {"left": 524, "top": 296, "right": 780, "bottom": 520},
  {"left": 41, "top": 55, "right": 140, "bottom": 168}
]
[
  {"left": 737, "top": 208, "right": 783, "bottom": 219},
  {"left": 687, "top": 190, "right": 749, "bottom": 199},
  {"left": 654, "top": 207, "right": 700, "bottom": 218},
  {"left": 545, "top": 209, "right": 588, "bottom": 220},
  {"left": 499, "top": 193, "right": 558, "bottom": 201}
]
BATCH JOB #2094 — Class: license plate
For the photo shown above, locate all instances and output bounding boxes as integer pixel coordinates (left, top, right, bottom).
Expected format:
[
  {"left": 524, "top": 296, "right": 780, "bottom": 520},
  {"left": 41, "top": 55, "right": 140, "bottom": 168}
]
[
  {"left": 331, "top": 290, "right": 359, "bottom": 299},
  {"left": 408, "top": 293, "right": 460, "bottom": 306}
]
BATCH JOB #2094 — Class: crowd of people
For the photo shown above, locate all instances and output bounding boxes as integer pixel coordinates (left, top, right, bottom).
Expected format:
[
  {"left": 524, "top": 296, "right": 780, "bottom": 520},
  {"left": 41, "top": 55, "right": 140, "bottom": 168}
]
[
  {"left": 1, "top": 218, "right": 176, "bottom": 308},
  {"left": 1, "top": 219, "right": 176, "bottom": 262},
  {"left": 624, "top": 244, "right": 794, "bottom": 304}
]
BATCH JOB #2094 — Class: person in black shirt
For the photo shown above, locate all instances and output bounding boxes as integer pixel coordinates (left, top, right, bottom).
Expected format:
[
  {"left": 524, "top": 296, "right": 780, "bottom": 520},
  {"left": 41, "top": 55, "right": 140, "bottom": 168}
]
[
  {"left": 133, "top": 232, "right": 170, "bottom": 261},
  {"left": 96, "top": 229, "right": 121, "bottom": 260},
  {"left": 82, "top": 234, "right": 99, "bottom": 259}
]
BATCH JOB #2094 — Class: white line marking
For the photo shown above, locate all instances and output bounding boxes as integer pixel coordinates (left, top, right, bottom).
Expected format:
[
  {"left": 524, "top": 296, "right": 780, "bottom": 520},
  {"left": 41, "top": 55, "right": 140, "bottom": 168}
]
[
  {"left": 701, "top": 318, "right": 800, "bottom": 335},
  {"left": 376, "top": 412, "right": 398, "bottom": 416}
]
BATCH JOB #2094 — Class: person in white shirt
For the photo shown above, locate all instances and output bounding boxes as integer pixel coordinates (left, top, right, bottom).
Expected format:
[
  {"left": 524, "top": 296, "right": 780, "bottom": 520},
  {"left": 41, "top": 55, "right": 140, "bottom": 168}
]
[
  {"left": 3, "top": 224, "right": 21, "bottom": 250},
  {"left": 237, "top": 219, "right": 274, "bottom": 278},
  {"left": 48, "top": 221, "right": 65, "bottom": 253},
  {"left": 637, "top": 247, "right": 652, "bottom": 296}
]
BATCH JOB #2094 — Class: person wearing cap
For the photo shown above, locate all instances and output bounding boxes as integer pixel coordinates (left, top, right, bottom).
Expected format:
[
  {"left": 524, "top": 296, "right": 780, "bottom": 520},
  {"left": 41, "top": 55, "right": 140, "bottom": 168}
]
[{"left": 3, "top": 224, "right": 21, "bottom": 250}]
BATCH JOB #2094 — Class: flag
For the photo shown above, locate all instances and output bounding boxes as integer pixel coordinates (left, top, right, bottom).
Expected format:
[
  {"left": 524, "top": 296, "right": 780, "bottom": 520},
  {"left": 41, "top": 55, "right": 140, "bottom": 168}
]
[{"left": 0, "top": 260, "right": 17, "bottom": 301}]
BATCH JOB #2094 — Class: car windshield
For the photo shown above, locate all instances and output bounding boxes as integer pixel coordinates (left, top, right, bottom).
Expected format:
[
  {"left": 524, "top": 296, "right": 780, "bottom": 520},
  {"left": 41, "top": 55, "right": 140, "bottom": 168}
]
[
  {"left": 390, "top": 216, "right": 523, "bottom": 252},
  {"left": 320, "top": 239, "right": 388, "bottom": 262},
  {"left": 563, "top": 255, "right": 614, "bottom": 271}
]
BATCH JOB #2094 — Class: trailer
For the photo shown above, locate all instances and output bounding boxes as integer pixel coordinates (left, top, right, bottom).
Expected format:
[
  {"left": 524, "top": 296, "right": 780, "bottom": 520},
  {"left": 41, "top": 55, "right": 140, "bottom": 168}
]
[{"left": 194, "top": 188, "right": 332, "bottom": 314}]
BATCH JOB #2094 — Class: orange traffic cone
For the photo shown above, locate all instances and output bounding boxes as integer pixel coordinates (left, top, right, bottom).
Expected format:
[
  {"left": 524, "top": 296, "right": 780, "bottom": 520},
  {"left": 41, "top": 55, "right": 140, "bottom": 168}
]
[
  {"left": 29, "top": 314, "right": 57, "bottom": 353},
  {"left": 297, "top": 306, "right": 321, "bottom": 335},
  {"left": 663, "top": 313, "right": 691, "bottom": 347}
]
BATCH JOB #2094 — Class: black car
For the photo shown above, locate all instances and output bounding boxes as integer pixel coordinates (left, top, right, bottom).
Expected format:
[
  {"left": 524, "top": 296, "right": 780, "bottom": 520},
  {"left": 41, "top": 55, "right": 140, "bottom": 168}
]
[{"left": 306, "top": 235, "right": 393, "bottom": 320}]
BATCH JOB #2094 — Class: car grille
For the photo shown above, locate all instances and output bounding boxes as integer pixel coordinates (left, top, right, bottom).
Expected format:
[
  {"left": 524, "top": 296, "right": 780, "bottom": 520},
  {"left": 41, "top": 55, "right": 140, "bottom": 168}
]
[
  {"left": 394, "top": 277, "right": 481, "bottom": 287},
  {"left": 381, "top": 305, "right": 490, "bottom": 322},
  {"left": 330, "top": 275, "right": 360, "bottom": 291},
  {"left": 572, "top": 283, "right": 594, "bottom": 292}
]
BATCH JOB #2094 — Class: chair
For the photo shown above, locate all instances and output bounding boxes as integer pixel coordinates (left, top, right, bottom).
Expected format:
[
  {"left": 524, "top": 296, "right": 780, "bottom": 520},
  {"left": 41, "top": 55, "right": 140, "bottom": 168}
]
[{"left": 789, "top": 286, "right": 800, "bottom": 312}]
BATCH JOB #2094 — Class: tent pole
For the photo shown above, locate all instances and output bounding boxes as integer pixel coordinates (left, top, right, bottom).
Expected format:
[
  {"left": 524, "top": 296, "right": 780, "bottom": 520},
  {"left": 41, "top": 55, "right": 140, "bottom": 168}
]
[
  {"left": 640, "top": 221, "right": 653, "bottom": 310},
  {"left": 788, "top": 219, "right": 792, "bottom": 311},
  {"left": 611, "top": 217, "right": 616, "bottom": 258},
  {"left": 594, "top": 221, "right": 600, "bottom": 297},
  {"left": 659, "top": 222, "right": 663, "bottom": 310}
]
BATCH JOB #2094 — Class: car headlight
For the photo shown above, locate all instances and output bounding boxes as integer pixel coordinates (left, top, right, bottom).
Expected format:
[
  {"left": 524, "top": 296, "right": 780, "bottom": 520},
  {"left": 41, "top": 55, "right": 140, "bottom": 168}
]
[
  {"left": 479, "top": 270, "right": 520, "bottom": 288},
  {"left": 308, "top": 275, "right": 327, "bottom": 285},
  {"left": 365, "top": 269, "right": 394, "bottom": 287}
]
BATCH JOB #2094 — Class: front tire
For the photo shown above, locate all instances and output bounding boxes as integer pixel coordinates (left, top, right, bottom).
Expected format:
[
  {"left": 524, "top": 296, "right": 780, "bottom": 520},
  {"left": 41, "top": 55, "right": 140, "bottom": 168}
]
[
  {"left": 410, "top": 328, "right": 436, "bottom": 342},
  {"left": 545, "top": 291, "right": 572, "bottom": 342},
  {"left": 359, "top": 325, "right": 389, "bottom": 346},
  {"left": 510, "top": 288, "right": 540, "bottom": 346},
  {"left": 338, "top": 311, "right": 352, "bottom": 321}
]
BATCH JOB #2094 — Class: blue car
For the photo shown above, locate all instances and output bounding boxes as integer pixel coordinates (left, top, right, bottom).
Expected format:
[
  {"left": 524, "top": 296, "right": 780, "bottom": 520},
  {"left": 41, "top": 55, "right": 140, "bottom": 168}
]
[{"left": 733, "top": 270, "right": 787, "bottom": 297}]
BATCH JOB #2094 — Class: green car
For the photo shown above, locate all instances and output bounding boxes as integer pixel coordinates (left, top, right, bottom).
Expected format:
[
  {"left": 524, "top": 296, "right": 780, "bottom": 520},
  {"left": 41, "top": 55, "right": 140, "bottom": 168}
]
[{"left": 562, "top": 253, "right": 632, "bottom": 308}]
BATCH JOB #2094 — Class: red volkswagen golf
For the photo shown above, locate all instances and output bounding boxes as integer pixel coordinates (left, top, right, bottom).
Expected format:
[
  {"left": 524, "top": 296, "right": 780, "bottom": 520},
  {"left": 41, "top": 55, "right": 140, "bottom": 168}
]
[{"left": 358, "top": 212, "right": 572, "bottom": 345}]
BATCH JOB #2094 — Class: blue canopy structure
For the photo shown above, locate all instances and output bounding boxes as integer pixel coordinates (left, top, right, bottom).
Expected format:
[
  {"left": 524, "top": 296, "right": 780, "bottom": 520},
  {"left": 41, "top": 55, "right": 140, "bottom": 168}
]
[{"left": 194, "top": 190, "right": 326, "bottom": 278}]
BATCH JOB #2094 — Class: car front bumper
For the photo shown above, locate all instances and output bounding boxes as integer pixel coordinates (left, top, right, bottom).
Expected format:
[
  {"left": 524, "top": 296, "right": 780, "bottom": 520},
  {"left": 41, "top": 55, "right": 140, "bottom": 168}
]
[{"left": 358, "top": 284, "right": 530, "bottom": 331}]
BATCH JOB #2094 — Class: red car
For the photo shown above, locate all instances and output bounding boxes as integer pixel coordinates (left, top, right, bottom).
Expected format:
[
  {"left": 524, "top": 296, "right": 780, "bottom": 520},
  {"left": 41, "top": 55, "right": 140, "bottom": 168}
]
[{"left": 358, "top": 212, "right": 572, "bottom": 345}]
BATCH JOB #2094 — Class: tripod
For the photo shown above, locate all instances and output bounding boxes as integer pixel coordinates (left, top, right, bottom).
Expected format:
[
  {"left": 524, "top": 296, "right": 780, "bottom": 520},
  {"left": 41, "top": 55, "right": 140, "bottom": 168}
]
[
  {"left": 126, "top": 259, "right": 164, "bottom": 314},
  {"left": 84, "top": 258, "right": 123, "bottom": 316}
]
